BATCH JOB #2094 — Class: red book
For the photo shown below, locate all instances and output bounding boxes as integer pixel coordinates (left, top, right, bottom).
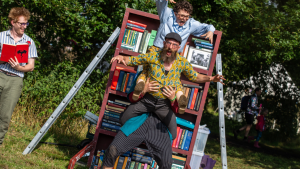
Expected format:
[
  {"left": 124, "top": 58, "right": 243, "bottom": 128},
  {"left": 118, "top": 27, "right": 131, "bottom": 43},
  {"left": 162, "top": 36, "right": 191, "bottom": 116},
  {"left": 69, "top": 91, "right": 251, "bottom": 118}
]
[
  {"left": 0, "top": 43, "right": 29, "bottom": 63},
  {"left": 107, "top": 102, "right": 126, "bottom": 110},
  {"left": 172, "top": 127, "right": 181, "bottom": 147},
  {"left": 115, "top": 66, "right": 136, "bottom": 73},
  {"left": 122, "top": 73, "right": 130, "bottom": 92},
  {"left": 190, "top": 88, "right": 199, "bottom": 110},
  {"left": 126, "top": 26, "right": 145, "bottom": 33},
  {"left": 111, "top": 69, "right": 121, "bottom": 90},
  {"left": 127, "top": 20, "right": 147, "bottom": 28},
  {"left": 175, "top": 128, "right": 183, "bottom": 148}
]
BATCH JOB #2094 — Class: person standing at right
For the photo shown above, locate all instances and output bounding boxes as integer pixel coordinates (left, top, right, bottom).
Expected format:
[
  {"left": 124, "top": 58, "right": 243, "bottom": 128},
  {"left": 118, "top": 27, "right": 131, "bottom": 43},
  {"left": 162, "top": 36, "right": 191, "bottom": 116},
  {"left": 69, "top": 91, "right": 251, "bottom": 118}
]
[{"left": 234, "top": 88, "right": 262, "bottom": 140}]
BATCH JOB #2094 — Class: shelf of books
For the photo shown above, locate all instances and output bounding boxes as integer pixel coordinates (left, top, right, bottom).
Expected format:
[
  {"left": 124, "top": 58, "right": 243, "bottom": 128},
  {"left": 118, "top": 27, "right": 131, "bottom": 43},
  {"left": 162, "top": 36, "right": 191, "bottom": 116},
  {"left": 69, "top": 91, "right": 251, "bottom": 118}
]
[{"left": 86, "top": 8, "right": 222, "bottom": 169}]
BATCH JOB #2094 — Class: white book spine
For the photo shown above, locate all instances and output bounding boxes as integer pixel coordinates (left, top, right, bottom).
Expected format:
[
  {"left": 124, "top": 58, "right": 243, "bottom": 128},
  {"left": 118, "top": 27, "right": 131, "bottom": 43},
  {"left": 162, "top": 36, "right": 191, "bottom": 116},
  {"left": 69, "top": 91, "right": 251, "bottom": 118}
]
[
  {"left": 142, "top": 33, "right": 151, "bottom": 54},
  {"left": 134, "top": 32, "right": 143, "bottom": 52}
]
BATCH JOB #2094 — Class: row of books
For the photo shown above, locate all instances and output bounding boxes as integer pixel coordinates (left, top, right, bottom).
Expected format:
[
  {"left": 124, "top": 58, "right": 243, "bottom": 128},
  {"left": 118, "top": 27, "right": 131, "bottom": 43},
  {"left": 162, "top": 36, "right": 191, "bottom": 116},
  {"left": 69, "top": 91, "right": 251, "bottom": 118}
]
[
  {"left": 193, "top": 38, "right": 214, "bottom": 50},
  {"left": 171, "top": 126, "right": 193, "bottom": 151},
  {"left": 100, "top": 100, "right": 131, "bottom": 133},
  {"left": 90, "top": 147, "right": 187, "bottom": 169},
  {"left": 111, "top": 66, "right": 137, "bottom": 93},
  {"left": 182, "top": 84, "right": 204, "bottom": 111},
  {"left": 120, "top": 20, "right": 157, "bottom": 54}
]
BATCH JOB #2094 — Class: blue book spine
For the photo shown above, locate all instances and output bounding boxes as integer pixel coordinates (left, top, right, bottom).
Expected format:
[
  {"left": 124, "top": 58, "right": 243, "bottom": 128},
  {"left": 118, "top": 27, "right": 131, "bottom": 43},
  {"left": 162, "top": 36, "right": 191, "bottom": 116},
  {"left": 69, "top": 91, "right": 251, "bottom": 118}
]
[
  {"left": 104, "top": 111, "right": 120, "bottom": 119},
  {"left": 103, "top": 115, "right": 120, "bottom": 123},
  {"left": 195, "top": 43, "right": 214, "bottom": 49},
  {"left": 181, "top": 129, "right": 189, "bottom": 150},
  {"left": 102, "top": 122, "right": 121, "bottom": 130},
  {"left": 187, "top": 88, "right": 195, "bottom": 109},
  {"left": 126, "top": 73, "right": 136, "bottom": 93},
  {"left": 183, "top": 131, "right": 193, "bottom": 151},
  {"left": 200, "top": 41, "right": 213, "bottom": 46},
  {"left": 108, "top": 100, "right": 127, "bottom": 107},
  {"left": 116, "top": 71, "right": 125, "bottom": 91},
  {"left": 126, "top": 23, "right": 146, "bottom": 30},
  {"left": 176, "top": 117, "right": 195, "bottom": 129}
]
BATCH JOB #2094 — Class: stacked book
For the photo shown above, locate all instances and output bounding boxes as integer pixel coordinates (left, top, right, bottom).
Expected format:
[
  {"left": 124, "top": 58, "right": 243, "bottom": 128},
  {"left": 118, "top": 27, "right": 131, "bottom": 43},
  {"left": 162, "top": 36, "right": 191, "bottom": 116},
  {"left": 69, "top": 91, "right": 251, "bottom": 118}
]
[
  {"left": 121, "top": 20, "right": 157, "bottom": 54},
  {"left": 100, "top": 99, "right": 131, "bottom": 133},
  {"left": 183, "top": 84, "right": 204, "bottom": 111},
  {"left": 172, "top": 117, "right": 194, "bottom": 151},
  {"left": 111, "top": 66, "right": 137, "bottom": 94},
  {"left": 171, "top": 154, "right": 187, "bottom": 169},
  {"left": 192, "top": 37, "right": 214, "bottom": 50}
]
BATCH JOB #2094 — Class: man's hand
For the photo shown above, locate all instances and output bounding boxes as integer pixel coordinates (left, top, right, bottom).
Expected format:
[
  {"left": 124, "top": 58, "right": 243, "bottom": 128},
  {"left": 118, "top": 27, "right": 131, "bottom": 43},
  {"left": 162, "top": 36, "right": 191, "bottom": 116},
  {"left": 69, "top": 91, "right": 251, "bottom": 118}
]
[
  {"left": 201, "top": 31, "right": 214, "bottom": 44},
  {"left": 148, "top": 80, "right": 160, "bottom": 92},
  {"left": 211, "top": 74, "right": 226, "bottom": 85},
  {"left": 168, "top": 0, "right": 176, "bottom": 3},
  {"left": 8, "top": 56, "right": 21, "bottom": 71},
  {"left": 110, "top": 55, "right": 127, "bottom": 66},
  {"left": 162, "top": 86, "right": 176, "bottom": 101}
]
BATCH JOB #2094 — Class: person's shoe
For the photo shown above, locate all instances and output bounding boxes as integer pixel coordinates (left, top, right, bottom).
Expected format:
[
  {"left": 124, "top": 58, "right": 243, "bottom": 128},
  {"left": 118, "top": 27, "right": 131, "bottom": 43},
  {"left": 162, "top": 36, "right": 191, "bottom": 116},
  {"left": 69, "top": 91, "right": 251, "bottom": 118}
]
[
  {"left": 178, "top": 95, "right": 188, "bottom": 114},
  {"left": 132, "top": 81, "right": 145, "bottom": 101},
  {"left": 233, "top": 130, "right": 238, "bottom": 139},
  {"left": 247, "top": 136, "right": 255, "bottom": 143},
  {"left": 254, "top": 141, "right": 261, "bottom": 148}
]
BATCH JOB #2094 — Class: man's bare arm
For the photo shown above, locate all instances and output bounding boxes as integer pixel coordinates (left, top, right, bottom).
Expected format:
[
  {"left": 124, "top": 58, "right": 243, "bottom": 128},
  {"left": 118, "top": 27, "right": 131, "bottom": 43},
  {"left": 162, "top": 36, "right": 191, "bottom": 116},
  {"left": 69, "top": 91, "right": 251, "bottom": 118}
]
[{"left": 195, "top": 73, "right": 225, "bottom": 85}]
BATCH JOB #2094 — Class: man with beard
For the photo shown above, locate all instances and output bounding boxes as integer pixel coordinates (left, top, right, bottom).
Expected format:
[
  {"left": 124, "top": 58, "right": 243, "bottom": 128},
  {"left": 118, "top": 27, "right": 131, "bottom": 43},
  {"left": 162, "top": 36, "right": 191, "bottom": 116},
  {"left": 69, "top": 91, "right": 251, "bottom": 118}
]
[
  {"left": 102, "top": 33, "right": 225, "bottom": 169},
  {"left": 0, "top": 7, "right": 38, "bottom": 146},
  {"left": 132, "top": 0, "right": 216, "bottom": 114}
]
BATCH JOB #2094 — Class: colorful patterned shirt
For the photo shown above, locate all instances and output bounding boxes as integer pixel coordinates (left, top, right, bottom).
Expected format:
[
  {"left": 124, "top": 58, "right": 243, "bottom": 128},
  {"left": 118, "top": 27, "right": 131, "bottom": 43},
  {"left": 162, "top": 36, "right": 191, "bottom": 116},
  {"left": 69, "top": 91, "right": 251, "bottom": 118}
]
[
  {"left": 0, "top": 29, "right": 38, "bottom": 78},
  {"left": 246, "top": 94, "right": 259, "bottom": 115},
  {"left": 128, "top": 51, "right": 198, "bottom": 99}
]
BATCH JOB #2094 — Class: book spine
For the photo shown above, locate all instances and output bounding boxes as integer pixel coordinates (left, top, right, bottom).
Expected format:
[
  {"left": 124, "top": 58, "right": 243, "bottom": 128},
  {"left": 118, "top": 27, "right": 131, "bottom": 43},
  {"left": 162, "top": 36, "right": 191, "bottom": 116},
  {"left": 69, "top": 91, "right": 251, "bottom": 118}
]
[
  {"left": 106, "top": 105, "right": 124, "bottom": 112},
  {"left": 127, "top": 23, "right": 146, "bottom": 30},
  {"left": 129, "top": 161, "right": 136, "bottom": 169},
  {"left": 127, "top": 20, "right": 147, "bottom": 28},
  {"left": 193, "top": 89, "right": 201, "bottom": 111},
  {"left": 103, "top": 115, "right": 120, "bottom": 123},
  {"left": 100, "top": 126, "right": 118, "bottom": 133},
  {"left": 144, "top": 163, "right": 147, "bottom": 169},
  {"left": 175, "top": 129, "right": 183, "bottom": 148},
  {"left": 172, "top": 158, "right": 186, "bottom": 166},
  {"left": 108, "top": 100, "right": 128, "bottom": 107},
  {"left": 187, "top": 88, "right": 195, "bottom": 109},
  {"left": 115, "top": 99, "right": 131, "bottom": 106},
  {"left": 172, "top": 126, "right": 181, "bottom": 148},
  {"left": 122, "top": 29, "right": 128, "bottom": 44},
  {"left": 125, "top": 157, "right": 132, "bottom": 169},
  {"left": 116, "top": 66, "right": 136, "bottom": 74},
  {"left": 104, "top": 111, "right": 120, "bottom": 119},
  {"left": 195, "top": 43, "right": 214, "bottom": 49},
  {"left": 111, "top": 69, "right": 121, "bottom": 90},
  {"left": 126, "top": 73, "right": 136, "bottom": 93},
  {"left": 116, "top": 71, "right": 125, "bottom": 91},
  {"left": 176, "top": 117, "right": 195, "bottom": 129},
  {"left": 200, "top": 41, "right": 213, "bottom": 46},
  {"left": 116, "top": 156, "right": 125, "bottom": 169},
  {"left": 102, "top": 122, "right": 121, "bottom": 130},
  {"left": 181, "top": 129, "right": 189, "bottom": 150},
  {"left": 106, "top": 108, "right": 123, "bottom": 114},
  {"left": 108, "top": 102, "right": 126, "bottom": 109},
  {"left": 182, "top": 84, "right": 203, "bottom": 89},
  {"left": 192, "top": 37, "right": 209, "bottom": 43},
  {"left": 195, "top": 90, "right": 203, "bottom": 111},
  {"left": 120, "top": 72, "right": 127, "bottom": 91},
  {"left": 134, "top": 32, "right": 143, "bottom": 52},
  {"left": 138, "top": 31, "right": 148, "bottom": 53},
  {"left": 127, "top": 26, "right": 145, "bottom": 33},
  {"left": 131, "top": 150, "right": 152, "bottom": 157},
  {"left": 178, "top": 129, "right": 186, "bottom": 149},
  {"left": 102, "top": 119, "right": 121, "bottom": 126},
  {"left": 142, "top": 32, "right": 151, "bottom": 54},
  {"left": 123, "top": 73, "right": 130, "bottom": 92},
  {"left": 183, "top": 131, "right": 193, "bottom": 151},
  {"left": 134, "top": 162, "right": 139, "bottom": 169},
  {"left": 190, "top": 88, "right": 198, "bottom": 110},
  {"left": 172, "top": 155, "right": 187, "bottom": 162}
]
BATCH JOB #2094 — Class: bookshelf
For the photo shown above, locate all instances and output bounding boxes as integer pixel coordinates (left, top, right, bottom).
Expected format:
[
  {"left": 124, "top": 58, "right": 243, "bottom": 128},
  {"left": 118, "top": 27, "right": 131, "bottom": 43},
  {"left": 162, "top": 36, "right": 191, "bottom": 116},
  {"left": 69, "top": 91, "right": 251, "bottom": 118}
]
[{"left": 87, "top": 8, "right": 222, "bottom": 168}]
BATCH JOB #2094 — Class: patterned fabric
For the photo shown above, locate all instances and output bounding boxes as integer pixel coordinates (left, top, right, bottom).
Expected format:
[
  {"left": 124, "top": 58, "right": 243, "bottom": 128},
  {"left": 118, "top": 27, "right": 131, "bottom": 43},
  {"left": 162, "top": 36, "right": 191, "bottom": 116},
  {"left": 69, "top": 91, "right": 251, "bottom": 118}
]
[
  {"left": 128, "top": 51, "right": 198, "bottom": 99},
  {"left": 154, "top": 0, "right": 215, "bottom": 53},
  {"left": 0, "top": 30, "right": 38, "bottom": 78},
  {"left": 246, "top": 94, "right": 259, "bottom": 115},
  {"left": 102, "top": 114, "right": 172, "bottom": 168}
]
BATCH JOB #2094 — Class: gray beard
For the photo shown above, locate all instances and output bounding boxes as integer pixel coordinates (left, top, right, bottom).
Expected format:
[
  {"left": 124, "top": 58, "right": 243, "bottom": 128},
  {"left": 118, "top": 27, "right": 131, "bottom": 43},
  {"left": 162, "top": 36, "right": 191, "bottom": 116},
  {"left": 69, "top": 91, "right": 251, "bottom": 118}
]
[{"left": 160, "top": 48, "right": 177, "bottom": 63}]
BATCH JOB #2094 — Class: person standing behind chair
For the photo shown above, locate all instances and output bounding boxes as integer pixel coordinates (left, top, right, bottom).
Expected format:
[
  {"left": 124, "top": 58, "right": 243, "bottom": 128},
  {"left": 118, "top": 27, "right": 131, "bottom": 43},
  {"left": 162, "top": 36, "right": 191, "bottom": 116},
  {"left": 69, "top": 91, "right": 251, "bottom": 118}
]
[
  {"left": 0, "top": 7, "right": 38, "bottom": 146},
  {"left": 234, "top": 88, "right": 262, "bottom": 140}
]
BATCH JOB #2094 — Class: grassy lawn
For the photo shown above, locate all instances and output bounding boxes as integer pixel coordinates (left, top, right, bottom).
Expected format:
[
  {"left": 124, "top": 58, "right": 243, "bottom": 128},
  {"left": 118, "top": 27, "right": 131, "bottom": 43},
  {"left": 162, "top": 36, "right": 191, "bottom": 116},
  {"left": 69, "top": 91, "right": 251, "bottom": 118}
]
[{"left": 1, "top": 112, "right": 300, "bottom": 168}]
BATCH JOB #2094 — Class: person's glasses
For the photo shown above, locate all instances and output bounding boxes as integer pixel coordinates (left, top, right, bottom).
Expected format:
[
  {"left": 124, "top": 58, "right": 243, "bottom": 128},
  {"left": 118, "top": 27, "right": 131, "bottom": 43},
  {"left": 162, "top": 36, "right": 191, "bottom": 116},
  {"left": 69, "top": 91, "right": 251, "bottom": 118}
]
[
  {"left": 176, "top": 13, "right": 191, "bottom": 19},
  {"left": 17, "top": 22, "right": 29, "bottom": 26},
  {"left": 166, "top": 41, "right": 179, "bottom": 49}
]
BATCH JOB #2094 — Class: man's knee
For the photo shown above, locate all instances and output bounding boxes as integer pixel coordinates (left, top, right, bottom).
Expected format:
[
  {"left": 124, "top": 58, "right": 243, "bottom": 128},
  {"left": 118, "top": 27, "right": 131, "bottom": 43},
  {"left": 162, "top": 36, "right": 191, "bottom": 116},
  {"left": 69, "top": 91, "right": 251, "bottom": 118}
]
[{"left": 106, "top": 145, "right": 118, "bottom": 160}]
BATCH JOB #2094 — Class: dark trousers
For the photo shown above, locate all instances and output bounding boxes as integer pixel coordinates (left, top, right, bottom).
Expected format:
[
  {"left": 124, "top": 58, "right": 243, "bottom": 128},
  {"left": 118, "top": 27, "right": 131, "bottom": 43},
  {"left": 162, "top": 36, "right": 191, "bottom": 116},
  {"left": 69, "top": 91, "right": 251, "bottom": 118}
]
[
  {"left": 120, "top": 93, "right": 177, "bottom": 140},
  {"left": 103, "top": 114, "right": 172, "bottom": 169}
]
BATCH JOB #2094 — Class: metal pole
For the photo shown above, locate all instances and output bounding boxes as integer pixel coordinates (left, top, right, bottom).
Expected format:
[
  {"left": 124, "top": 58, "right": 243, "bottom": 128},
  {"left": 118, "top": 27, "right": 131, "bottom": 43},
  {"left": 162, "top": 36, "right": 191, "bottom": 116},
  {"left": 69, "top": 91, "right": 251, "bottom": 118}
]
[
  {"left": 216, "top": 54, "right": 227, "bottom": 169},
  {"left": 22, "top": 27, "right": 120, "bottom": 155}
]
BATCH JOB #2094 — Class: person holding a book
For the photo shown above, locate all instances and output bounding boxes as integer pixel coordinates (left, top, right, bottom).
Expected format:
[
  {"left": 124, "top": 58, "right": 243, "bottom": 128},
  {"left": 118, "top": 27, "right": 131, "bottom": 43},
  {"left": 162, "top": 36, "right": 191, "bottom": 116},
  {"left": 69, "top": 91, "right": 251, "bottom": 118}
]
[
  {"left": 0, "top": 7, "right": 38, "bottom": 146},
  {"left": 132, "top": 0, "right": 216, "bottom": 114}
]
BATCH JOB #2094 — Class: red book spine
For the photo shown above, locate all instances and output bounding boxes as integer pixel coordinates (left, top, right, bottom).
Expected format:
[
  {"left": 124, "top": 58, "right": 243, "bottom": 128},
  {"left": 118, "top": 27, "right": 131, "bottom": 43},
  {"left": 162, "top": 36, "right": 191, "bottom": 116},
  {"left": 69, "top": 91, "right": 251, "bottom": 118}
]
[
  {"left": 106, "top": 108, "right": 122, "bottom": 114},
  {"left": 107, "top": 102, "right": 126, "bottom": 110},
  {"left": 115, "top": 66, "right": 136, "bottom": 73},
  {"left": 111, "top": 69, "right": 120, "bottom": 90},
  {"left": 190, "top": 88, "right": 199, "bottom": 110},
  {"left": 175, "top": 128, "right": 183, "bottom": 148},
  {"left": 126, "top": 26, "right": 145, "bottom": 33},
  {"left": 127, "top": 20, "right": 147, "bottom": 28},
  {"left": 172, "top": 127, "right": 181, "bottom": 147}
]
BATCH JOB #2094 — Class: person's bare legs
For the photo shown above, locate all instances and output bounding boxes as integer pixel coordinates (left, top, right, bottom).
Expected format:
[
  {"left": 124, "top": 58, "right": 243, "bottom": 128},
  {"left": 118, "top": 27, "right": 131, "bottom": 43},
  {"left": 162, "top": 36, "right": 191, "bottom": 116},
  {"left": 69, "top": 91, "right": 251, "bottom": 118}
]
[
  {"left": 244, "top": 124, "right": 252, "bottom": 137},
  {"left": 103, "top": 167, "right": 112, "bottom": 169}
]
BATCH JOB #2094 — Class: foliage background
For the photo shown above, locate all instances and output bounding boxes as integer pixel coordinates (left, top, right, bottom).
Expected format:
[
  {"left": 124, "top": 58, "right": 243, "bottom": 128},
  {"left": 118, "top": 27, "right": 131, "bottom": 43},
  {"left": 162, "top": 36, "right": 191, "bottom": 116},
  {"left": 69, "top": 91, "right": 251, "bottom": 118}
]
[{"left": 0, "top": 0, "right": 299, "bottom": 139}]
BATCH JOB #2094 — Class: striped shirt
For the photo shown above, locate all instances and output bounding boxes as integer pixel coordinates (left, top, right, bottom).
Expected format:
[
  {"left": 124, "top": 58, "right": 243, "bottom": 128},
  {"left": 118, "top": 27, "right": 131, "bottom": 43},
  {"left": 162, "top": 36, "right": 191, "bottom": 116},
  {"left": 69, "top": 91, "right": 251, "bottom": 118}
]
[{"left": 0, "top": 29, "right": 38, "bottom": 78}]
